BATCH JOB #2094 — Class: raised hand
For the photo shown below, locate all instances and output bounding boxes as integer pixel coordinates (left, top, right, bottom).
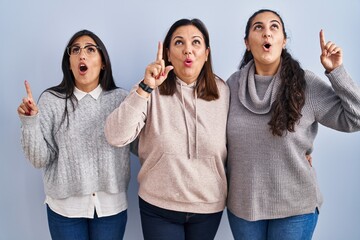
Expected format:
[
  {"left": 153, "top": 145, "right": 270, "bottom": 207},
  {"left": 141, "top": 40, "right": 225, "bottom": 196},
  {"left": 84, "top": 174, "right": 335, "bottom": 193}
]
[
  {"left": 143, "top": 42, "right": 174, "bottom": 89},
  {"left": 319, "top": 29, "right": 343, "bottom": 72},
  {"left": 17, "top": 80, "right": 38, "bottom": 116}
]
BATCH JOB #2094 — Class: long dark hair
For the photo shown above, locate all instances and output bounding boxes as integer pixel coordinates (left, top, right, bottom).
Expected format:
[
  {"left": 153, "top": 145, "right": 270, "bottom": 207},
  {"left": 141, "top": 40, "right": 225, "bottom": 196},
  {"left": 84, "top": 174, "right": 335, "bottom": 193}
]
[
  {"left": 44, "top": 29, "right": 117, "bottom": 128},
  {"left": 159, "top": 18, "right": 219, "bottom": 101},
  {"left": 240, "top": 9, "right": 306, "bottom": 136}
]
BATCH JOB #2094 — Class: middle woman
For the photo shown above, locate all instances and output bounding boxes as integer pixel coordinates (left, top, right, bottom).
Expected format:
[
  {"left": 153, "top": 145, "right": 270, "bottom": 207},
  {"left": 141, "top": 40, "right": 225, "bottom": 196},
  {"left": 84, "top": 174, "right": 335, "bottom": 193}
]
[{"left": 105, "top": 18, "right": 229, "bottom": 240}]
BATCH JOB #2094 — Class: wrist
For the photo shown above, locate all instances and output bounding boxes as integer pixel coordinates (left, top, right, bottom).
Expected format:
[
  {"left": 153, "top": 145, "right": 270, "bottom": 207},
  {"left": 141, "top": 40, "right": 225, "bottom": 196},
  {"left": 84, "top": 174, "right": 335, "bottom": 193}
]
[{"left": 138, "top": 80, "right": 153, "bottom": 93}]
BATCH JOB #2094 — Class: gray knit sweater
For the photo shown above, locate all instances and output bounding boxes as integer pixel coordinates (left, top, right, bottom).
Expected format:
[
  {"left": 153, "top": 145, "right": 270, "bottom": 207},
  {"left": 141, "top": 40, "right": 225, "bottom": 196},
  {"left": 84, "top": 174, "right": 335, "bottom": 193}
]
[
  {"left": 226, "top": 62, "right": 360, "bottom": 221},
  {"left": 20, "top": 88, "right": 131, "bottom": 199}
]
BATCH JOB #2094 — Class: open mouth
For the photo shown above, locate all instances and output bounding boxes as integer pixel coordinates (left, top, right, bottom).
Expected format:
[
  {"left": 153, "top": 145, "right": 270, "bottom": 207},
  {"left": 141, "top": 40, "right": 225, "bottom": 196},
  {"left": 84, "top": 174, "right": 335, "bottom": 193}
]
[
  {"left": 184, "top": 58, "right": 193, "bottom": 67},
  {"left": 79, "top": 64, "right": 88, "bottom": 73},
  {"left": 264, "top": 43, "right": 271, "bottom": 50}
]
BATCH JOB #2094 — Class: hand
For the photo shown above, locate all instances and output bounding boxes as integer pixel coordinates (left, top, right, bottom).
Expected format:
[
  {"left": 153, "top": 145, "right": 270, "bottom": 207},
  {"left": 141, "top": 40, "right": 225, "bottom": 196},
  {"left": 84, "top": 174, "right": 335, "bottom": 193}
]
[
  {"left": 319, "top": 29, "right": 343, "bottom": 72},
  {"left": 143, "top": 42, "right": 174, "bottom": 89},
  {"left": 17, "top": 80, "right": 38, "bottom": 116}
]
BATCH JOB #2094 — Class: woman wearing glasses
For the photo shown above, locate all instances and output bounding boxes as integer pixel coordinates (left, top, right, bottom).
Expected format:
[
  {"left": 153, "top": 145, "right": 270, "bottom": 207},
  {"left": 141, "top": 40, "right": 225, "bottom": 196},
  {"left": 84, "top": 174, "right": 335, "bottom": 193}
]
[{"left": 17, "top": 30, "right": 130, "bottom": 240}]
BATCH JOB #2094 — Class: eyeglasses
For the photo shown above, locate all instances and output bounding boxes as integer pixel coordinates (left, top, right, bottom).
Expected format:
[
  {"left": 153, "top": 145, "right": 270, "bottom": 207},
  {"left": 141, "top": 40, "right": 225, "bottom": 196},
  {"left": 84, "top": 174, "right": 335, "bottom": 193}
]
[{"left": 67, "top": 44, "right": 101, "bottom": 56}]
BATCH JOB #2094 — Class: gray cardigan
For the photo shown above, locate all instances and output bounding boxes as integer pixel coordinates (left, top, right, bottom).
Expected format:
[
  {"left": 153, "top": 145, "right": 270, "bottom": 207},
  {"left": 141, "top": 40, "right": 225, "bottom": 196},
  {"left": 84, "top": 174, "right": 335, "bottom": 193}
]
[
  {"left": 20, "top": 88, "right": 131, "bottom": 199},
  {"left": 226, "top": 62, "right": 360, "bottom": 221}
]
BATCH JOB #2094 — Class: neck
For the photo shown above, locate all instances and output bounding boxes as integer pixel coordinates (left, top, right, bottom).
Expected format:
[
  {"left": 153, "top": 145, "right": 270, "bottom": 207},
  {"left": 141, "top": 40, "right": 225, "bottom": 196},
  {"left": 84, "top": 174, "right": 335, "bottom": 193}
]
[
  {"left": 254, "top": 59, "right": 281, "bottom": 76},
  {"left": 76, "top": 82, "right": 99, "bottom": 93},
  {"left": 177, "top": 76, "right": 197, "bottom": 85}
]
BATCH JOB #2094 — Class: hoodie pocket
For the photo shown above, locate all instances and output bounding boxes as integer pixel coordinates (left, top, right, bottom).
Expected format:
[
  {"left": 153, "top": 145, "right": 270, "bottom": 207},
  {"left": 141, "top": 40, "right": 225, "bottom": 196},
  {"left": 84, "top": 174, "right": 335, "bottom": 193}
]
[{"left": 138, "top": 152, "right": 227, "bottom": 204}]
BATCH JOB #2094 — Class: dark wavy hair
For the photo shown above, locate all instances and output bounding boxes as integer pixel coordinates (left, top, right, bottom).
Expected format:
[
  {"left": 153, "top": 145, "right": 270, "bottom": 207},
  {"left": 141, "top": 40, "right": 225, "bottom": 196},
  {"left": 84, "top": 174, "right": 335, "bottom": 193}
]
[
  {"left": 159, "top": 18, "right": 219, "bottom": 101},
  {"left": 240, "top": 9, "right": 306, "bottom": 136},
  {"left": 43, "top": 29, "right": 117, "bottom": 128}
]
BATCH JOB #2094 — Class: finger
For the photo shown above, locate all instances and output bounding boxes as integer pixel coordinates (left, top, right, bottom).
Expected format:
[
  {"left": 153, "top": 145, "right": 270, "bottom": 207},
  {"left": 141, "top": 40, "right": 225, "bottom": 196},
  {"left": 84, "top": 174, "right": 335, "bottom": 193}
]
[
  {"left": 326, "top": 43, "right": 337, "bottom": 55},
  {"left": 163, "top": 65, "right": 174, "bottom": 77},
  {"left": 156, "top": 41, "right": 163, "bottom": 61},
  {"left": 331, "top": 46, "right": 342, "bottom": 55},
  {"left": 22, "top": 98, "right": 31, "bottom": 111},
  {"left": 319, "top": 29, "right": 326, "bottom": 50},
  {"left": 24, "top": 80, "right": 34, "bottom": 100},
  {"left": 18, "top": 105, "right": 27, "bottom": 115},
  {"left": 19, "top": 101, "right": 30, "bottom": 115},
  {"left": 150, "top": 64, "right": 161, "bottom": 79}
]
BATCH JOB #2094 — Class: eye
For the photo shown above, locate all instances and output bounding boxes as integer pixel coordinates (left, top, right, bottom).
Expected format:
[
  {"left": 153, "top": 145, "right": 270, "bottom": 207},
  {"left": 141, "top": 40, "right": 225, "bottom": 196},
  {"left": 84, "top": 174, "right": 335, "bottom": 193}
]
[
  {"left": 71, "top": 46, "right": 80, "bottom": 55},
  {"left": 271, "top": 24, "right": 279, "bottom": 29},
  {"left": 193, "top": 39, "right": 201, "bottom": 45},
  {"left": 85, "top": 45, "right": 97, "bottom": 54},
  {"left": 254, "top": 24, "right": 263, "bottom": 30},
  {"left": 174, "top": 40, "right": 183, "bottom": 45}
]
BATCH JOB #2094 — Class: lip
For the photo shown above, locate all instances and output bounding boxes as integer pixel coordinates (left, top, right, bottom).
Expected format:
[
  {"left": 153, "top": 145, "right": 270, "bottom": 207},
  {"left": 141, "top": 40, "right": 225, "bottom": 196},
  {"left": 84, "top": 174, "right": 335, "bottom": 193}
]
[
  {"left": 262, "top": 42, "right": 272, "bottom": 52},
  {"left": 78, "top": 62, "right": 88, "bottom": 75},
  {"left": 184, "top": 58, "right": 193, "bottom": 67}
]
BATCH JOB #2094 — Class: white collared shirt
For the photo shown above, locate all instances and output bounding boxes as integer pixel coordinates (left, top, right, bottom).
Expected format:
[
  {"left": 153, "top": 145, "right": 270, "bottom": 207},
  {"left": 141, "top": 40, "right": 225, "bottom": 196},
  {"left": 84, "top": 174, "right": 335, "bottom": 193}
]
[{"left": 45, "top": 85, "right": 127, "bottom": 218}]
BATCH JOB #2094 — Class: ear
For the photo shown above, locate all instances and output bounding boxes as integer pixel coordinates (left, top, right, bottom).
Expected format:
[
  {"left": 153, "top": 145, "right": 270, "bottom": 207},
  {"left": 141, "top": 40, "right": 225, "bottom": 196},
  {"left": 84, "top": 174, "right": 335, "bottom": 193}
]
[
  {"left": 205, "top": 47, "right": 210, "bottom": 61},
  {"left": 282, "top": 38, "right": 287, "bottom": 49},
  {"left": 245, "top": 39, "right": 250, "bottom": 51}
]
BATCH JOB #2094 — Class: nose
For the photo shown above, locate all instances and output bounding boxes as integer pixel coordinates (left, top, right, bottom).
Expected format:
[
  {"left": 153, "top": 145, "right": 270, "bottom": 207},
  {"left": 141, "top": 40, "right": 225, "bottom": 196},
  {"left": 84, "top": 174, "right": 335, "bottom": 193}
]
[
  {"left": 79, "top": 48, "right": 86, "bottom": 59},
  {"left": 263, "top": 32, "right": 271, "bottom": 38},
  {"left": 183, "top": 44, "right": 192, "bottom": 55},
  {"left": 184, "top": 49, "right": 192, "bottom": 55}
]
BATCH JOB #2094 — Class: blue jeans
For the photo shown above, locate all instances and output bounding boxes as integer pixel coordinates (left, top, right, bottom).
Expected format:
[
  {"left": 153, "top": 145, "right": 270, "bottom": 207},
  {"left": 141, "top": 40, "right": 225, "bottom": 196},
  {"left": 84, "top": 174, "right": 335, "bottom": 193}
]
[
  {"left": 139, "top": 197, "right": 223, "bottom": 240},
  {"left": 47, "top": 205, "right": 127, "bottom": 240},
  {"left": 227, "top": 208, "right": 319, "bottom": 240}
]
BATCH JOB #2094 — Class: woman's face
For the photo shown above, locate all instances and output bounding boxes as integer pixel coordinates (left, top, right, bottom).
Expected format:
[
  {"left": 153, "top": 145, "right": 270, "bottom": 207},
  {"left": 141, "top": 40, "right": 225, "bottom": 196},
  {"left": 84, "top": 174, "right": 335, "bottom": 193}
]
[
  {"left": 69, "top": 35, "right": 103, "bottom": 92},
  {"left": 167, "top": 25, "right": 209, "bottom": 84},
  {"left": 245, "top": 11, "right": 286, "bottom": 75}
]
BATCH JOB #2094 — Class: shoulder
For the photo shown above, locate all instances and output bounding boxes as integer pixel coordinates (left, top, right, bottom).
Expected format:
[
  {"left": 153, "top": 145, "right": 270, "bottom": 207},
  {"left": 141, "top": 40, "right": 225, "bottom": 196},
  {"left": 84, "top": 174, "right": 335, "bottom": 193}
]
[
  {"left": 102, "top": 87, "right": 129, "bottom": 106},
  {"left": 304, "top": 69, "right": 319, "bottom": 81},
  {"left": 103, "top": 88, "right": 129, "bottom": 100},
  {"left": 38, "top": 90, "right": 65, "bottom": 106},
  {"left": 215, "top": 75, "right": 229, "bottom": 94},
  {"left": 226, "top": 70, "right": 242, "bottom": 87},
  {"left": 303, "top": 69, "right": 329, "bottom": 88}
]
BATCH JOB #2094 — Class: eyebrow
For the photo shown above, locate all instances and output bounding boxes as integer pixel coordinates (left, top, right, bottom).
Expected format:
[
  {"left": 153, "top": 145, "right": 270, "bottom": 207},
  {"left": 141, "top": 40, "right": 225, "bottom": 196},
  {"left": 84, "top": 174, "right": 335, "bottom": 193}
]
[
  {"left": 252, "top": 19, "right": 281, "bottom": 26},
  {"left": 71, "top": 42, "right": 96, "bottom": 46},
  {"left": 172, "top": 35, "right": 203, "bottom": 40}
]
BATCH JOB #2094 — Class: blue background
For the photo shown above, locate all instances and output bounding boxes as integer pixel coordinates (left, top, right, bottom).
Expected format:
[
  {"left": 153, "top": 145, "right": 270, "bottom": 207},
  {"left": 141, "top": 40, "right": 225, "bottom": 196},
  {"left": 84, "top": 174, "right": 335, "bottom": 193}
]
[{"left": 1, "top": 0, "right": 359, "bottom": 239}]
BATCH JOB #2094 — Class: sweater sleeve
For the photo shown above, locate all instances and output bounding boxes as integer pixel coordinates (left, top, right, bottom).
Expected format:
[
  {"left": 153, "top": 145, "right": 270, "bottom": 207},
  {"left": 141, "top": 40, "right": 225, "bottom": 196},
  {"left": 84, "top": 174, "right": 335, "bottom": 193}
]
[
  {"left": 307, "top": 65, "right": 360, "bottom": 132},
  {"left": 105, "top": 85, "right": 149, "bottom": 147},
  {"left": 19, "top": 93, "right": 58, "bottom": 168}
]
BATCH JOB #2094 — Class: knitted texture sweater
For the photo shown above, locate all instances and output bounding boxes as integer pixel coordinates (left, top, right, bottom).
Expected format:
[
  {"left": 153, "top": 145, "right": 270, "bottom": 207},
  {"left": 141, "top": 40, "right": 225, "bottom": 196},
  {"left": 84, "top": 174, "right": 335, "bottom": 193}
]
[
  {"left": 105, "top": 77, "right": 229, "bottom": 213},
  {"left": 20, "top": 88, "right": 131, "bottom": 199},
  {"left": 226, "top": 62, "right": 360, "bottom": 221}
]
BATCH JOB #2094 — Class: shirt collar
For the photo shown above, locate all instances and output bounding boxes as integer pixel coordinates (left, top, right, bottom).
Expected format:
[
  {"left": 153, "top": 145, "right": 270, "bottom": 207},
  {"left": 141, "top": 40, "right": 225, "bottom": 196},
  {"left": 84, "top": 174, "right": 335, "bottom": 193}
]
[{"left": 74, "top": 84, "right": 103, "bottom": 100}]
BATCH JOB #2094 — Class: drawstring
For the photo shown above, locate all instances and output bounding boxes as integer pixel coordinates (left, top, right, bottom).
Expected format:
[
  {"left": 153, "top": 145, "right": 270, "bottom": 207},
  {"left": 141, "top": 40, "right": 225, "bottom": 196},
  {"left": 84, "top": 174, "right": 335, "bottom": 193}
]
[
  {"left": 180, "top": 82, "right": 192, "bottom": 159},
  {"left": 179, "top": 80, "right": 198, "bottom": 159},
  {"left": 194, "top": 91, "right": 198, "bottom": 160}
]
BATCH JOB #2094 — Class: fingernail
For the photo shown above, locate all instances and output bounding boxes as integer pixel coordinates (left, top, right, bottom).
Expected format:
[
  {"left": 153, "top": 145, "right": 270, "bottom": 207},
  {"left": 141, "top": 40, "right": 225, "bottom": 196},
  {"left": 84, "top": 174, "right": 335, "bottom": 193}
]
[{"left": 28, "top": 100, "right": 32, "bottom": 105}]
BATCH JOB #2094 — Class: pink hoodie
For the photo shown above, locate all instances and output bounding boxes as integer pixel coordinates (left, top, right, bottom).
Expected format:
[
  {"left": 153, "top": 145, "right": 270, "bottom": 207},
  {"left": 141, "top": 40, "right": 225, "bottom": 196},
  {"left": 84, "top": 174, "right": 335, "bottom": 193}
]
[{"left": 105, "top": 77, "right": 229, "bottom": 213}]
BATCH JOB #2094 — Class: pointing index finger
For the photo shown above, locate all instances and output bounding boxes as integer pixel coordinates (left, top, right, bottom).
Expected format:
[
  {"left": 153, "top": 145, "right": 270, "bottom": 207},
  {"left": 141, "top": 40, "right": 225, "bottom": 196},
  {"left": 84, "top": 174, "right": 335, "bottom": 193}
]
[
  {"left": 156, "top": 41, "right": 163, "bottom": 61},
  {"left": 24, "top": 80, "right": 33, "bottom": 100},
  {"left": 319, "top": 29, "right": 326, "bottom": 49}
]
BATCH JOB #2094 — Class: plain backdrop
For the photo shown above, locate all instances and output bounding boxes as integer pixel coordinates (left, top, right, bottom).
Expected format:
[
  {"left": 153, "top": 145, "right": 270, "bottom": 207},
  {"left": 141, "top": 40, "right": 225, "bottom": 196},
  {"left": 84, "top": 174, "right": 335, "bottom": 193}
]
[{"left": 1, "top": 0, "right": 359, "bottom": 239}]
